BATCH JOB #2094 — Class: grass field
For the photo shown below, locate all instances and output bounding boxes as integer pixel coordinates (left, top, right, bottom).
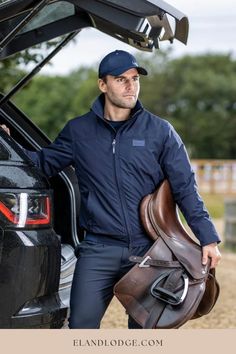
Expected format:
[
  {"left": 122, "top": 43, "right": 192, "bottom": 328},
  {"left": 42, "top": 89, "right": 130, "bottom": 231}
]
[{"left": 201, "top": 193, "right": 225, "bottom": 219}]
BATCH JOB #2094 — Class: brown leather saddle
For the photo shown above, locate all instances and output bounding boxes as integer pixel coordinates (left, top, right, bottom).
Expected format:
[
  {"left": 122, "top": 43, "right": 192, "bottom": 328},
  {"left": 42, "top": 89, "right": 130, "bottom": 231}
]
[{"left": 114, "top": 179, "right": 220, "bottom": 328}]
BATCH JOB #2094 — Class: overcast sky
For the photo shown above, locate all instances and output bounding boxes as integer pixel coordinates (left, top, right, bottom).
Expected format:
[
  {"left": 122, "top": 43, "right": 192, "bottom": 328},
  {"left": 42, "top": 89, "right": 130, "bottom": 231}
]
[{"left": 41, "top": 0, "right": 236, "bottom": 75}]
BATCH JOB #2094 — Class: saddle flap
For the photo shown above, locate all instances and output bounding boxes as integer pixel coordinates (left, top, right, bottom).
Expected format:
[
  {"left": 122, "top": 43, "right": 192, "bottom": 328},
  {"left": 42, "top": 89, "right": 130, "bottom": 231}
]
[{"left": 156, "top": 226, "right": 209, "bottom": 280}]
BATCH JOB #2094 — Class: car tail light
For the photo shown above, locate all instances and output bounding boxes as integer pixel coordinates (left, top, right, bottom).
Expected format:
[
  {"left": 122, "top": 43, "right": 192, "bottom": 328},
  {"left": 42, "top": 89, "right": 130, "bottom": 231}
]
[{"left": 0, "top": 192, "right": 51, "bottom": 227}]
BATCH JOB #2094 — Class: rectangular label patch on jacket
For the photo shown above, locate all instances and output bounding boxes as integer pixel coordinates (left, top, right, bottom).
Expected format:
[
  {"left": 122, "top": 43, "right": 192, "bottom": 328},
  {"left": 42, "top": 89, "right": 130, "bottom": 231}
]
[{"left": 132, "top": 139, "right": 145, "bottom": 147}]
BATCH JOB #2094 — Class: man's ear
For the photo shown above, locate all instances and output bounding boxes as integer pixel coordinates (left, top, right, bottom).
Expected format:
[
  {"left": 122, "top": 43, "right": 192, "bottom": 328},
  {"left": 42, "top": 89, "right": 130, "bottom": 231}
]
[{"left": 98, "top": 78, "right": 107, "bottom": 93}]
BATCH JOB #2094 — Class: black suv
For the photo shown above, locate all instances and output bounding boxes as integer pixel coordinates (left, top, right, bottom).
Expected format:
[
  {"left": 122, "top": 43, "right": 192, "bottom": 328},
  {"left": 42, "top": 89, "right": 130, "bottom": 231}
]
[{"left": 0, "top": 0, "right": 188, "bottom": 328}]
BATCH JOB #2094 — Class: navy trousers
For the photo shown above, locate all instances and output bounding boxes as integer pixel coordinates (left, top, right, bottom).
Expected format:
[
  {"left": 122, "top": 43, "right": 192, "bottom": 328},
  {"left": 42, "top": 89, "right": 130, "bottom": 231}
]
[{"left": 68, "top": 238, "right": 152, "bottom": 329}]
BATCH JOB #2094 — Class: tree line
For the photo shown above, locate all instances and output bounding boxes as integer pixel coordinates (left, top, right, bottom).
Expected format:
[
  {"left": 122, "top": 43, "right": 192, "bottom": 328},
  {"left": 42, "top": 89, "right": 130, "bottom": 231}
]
[{"left": 1, "top": 50, "right": 236, "bottom": 159}]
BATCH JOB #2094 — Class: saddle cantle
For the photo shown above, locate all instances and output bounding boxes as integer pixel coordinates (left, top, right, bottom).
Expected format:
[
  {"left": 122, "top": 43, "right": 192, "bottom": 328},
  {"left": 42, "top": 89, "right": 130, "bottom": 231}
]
[{"left": 114, "top": 180, "right": 220, "bottom": 328}]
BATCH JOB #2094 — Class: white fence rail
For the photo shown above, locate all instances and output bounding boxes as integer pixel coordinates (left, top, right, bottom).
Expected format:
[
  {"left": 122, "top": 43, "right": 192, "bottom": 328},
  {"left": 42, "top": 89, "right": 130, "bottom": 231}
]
[{"left": 191, "top": 160, "right": 236, "bottom": 194}]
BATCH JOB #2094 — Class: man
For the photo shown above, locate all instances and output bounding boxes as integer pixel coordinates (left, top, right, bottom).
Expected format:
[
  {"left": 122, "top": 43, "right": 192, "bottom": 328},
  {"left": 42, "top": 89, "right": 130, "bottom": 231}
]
[{"left": 0, "top": 50, "right": 221, "bottom": 329}]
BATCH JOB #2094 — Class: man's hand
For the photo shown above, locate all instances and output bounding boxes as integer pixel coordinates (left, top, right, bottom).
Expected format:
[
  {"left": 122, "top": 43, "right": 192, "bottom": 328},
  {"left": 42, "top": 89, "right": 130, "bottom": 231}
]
[
  {"left": 202, "top": 242, "right": 221, "bottom": 269},
  {"left": 0, "top": 124, "right": 10, "bottom": 135}
]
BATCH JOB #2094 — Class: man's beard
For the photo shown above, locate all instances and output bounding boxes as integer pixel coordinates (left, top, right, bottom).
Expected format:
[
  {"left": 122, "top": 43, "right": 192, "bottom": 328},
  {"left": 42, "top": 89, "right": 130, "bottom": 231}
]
[{"left": 107, "top": 94, "right": 138, "bottom": 109}]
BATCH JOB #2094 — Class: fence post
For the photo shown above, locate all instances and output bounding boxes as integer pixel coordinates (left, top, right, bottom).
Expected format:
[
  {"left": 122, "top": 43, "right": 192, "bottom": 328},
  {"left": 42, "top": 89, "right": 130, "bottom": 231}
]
[{"left": 224, "top": 199, "right": 236, "bottom": 249}]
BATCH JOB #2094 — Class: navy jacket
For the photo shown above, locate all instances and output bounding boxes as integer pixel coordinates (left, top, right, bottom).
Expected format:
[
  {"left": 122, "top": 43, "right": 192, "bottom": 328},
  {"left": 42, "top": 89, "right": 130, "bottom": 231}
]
[{"left": 25, "top": 94, "right": 220, "bottom": 247}]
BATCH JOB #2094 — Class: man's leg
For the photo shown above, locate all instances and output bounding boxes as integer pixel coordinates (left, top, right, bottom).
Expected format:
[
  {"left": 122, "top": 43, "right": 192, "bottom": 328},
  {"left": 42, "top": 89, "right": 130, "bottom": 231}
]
[
  {"left": 118, "top": 243, "right": 153, "bottom": 329},
  {"left": 127, "top": 316, "right": 143, "bottom": 329},
  {"left": 68, "top": 240, "right": 123, "bottom": 329}
]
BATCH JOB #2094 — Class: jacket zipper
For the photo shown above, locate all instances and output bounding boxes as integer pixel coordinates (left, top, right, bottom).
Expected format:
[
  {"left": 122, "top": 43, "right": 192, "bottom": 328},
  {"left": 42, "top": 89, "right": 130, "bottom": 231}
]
[
  {"left": 102, "top": 115, "right": 142, "bottom": 244},
  {"left": 112, "top": 139, "right": 116, "bottom": 154},
  {"left": 102, "top": 120, "right": 130, "bottom": 237},
  {"left": 111, "top": 132, "right": 133, "bottom": 245}
]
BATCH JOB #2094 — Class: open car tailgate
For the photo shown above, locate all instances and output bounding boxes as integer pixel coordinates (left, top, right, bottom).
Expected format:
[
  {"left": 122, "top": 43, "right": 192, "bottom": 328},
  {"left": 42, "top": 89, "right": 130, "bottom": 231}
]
[{"left": 0, "top": 0, "right": 189, "bottom": 59}]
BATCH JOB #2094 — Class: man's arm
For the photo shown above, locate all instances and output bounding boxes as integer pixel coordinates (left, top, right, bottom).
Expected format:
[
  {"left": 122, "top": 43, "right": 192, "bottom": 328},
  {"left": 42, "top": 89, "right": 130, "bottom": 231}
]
[
  {"left": 0, "top": 122, "right": 74, "bottom": 177},
  {"left": 160, "top": 123, "right": 221, "bottom": 268}
]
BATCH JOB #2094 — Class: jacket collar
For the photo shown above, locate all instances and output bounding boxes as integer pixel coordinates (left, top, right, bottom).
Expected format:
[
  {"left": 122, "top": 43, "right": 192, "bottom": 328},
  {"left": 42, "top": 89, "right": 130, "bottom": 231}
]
[{"left": 91, "top": 93, "right": 143, "bottom": 120}]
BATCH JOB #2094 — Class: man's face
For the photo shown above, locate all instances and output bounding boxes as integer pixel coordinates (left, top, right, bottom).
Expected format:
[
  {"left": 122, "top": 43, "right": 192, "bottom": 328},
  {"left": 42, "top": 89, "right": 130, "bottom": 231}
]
[{"left": 98, "top": 68, "right": 140, "bottom": 110}]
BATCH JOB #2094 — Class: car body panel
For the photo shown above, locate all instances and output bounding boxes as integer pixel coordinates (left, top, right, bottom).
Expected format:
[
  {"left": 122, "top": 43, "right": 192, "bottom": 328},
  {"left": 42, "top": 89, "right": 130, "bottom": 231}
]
[{"left": 0, "top": 93, "right": 79, "bottom": 328}]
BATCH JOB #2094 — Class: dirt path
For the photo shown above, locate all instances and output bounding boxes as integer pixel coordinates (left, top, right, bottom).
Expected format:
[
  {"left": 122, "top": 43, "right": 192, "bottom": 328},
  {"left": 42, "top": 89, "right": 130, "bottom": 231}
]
[{"left": 101, "top": 219, "right": 236, "bottom": 329}]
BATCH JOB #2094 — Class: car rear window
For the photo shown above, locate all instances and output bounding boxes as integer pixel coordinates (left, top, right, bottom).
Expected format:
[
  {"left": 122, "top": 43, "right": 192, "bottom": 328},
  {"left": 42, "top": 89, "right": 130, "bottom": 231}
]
[{"left": 19, "top": 1, "right": 75, "bottom": 34}]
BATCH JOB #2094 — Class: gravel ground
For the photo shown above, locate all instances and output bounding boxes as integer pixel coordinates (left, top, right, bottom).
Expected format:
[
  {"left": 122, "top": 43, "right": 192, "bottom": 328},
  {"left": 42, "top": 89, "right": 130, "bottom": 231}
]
[{"left": 101, "top": 219, "right": 236, "bottom": 329}]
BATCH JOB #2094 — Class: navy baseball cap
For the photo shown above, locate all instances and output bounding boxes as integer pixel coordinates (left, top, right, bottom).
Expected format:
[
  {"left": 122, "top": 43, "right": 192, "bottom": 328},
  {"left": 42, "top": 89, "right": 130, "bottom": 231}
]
[{"left": 98, "top": 50, "right": 148, "bottom": 78}]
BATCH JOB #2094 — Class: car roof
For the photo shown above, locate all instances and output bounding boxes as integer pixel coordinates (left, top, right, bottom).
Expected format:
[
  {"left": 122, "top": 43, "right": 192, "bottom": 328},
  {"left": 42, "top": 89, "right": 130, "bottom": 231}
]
[{"left": 0, "top": 0, "right": 189, "bottom": 59}]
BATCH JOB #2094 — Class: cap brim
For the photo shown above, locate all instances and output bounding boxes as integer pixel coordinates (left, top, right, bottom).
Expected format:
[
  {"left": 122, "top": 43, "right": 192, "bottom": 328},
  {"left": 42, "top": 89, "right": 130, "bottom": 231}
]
[
  {"left": 137, "top": 67, "right": 148, "bottom": 76},
  {"left": 101, "top": 65, "right": 148, "bottom": 78}
]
